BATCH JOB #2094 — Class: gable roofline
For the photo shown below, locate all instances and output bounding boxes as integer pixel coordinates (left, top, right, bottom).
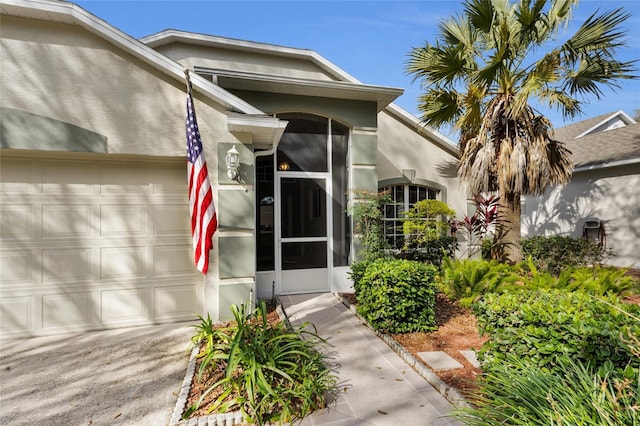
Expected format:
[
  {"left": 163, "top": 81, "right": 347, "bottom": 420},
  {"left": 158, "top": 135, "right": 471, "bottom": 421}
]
[
  {"left": 141, "top": 29, "right": 362, "bottom": 83},
  {"left": 142, "top": 30, "right": 459, "bottom": 155},
  {"left": 0, "top": 0, "right": 266, "bottom": 115},
  {"left": 574, "top": 110, "right": 636, "bottom": 139}
]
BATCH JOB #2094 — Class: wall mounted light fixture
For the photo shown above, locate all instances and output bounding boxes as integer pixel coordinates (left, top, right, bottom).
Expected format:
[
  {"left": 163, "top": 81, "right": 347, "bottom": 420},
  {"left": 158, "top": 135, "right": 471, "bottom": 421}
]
[
  {"left": 278, "top": 161, "right": 290, "bottom": 171},
  {"left": 225, "top": 145, "right": 240, "bottom": 179}
]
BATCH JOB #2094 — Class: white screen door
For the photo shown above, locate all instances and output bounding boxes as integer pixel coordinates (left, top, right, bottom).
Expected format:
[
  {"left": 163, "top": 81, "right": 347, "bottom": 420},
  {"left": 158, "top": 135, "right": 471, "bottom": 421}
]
[{"left": 277, "top": 173, "right": 330, "bottom": 294}]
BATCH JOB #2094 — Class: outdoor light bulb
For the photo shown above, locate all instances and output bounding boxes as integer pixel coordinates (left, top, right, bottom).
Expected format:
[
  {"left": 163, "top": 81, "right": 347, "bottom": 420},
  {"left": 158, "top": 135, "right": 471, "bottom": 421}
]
[
  {"left": 279, "top": 161, "right": 290, "bottom": 171},
  {"left": 225, "top": 145, "right": 240, "bottom": 179}
]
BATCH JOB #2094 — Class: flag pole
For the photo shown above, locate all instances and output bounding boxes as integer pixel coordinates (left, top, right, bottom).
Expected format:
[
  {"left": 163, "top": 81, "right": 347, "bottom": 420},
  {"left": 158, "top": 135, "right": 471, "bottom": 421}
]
[
  {"left": 184, "top": 66, "right": 217, "bottom": 274},
  {"left": 183, "top": 68, "right": 192, "bottom": 96}
]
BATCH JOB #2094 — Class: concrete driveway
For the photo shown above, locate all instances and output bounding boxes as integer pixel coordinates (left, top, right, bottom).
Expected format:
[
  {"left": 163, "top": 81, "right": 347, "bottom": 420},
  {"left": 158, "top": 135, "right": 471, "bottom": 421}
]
[{"left": 0, "top": 323, "right": 194, "bottom": 426}]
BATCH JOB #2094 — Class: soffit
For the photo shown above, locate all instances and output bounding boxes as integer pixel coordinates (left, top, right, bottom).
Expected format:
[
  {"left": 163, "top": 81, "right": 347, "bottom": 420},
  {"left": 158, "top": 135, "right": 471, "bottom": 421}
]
[
  {"left": 198, "top": 68, "right": 403, "bottom": 112},
  {"left": 227, "top": 114, "right": 288, "bottom": 149}
]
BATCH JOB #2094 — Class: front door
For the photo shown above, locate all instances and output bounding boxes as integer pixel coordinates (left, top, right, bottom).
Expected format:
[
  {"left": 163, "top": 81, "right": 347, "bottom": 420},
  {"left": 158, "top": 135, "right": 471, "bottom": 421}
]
[
  {"left": 278, "top": 173, "right": 330, "bottom": 294},
  {"left": 255, "top": 113, "right": 351, "bottom": 296}
]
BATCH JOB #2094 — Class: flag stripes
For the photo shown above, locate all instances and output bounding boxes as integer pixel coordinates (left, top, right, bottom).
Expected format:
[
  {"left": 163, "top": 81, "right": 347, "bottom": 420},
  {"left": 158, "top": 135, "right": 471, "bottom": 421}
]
[{"left": 186, "top": 89, "right": 217, "bottom": 274}]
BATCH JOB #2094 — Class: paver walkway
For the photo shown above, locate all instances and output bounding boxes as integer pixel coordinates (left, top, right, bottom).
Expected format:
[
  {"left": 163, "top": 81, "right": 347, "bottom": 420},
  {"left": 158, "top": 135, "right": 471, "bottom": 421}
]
[{"left": 280, "top": 293, "right": 463, "bottom": 426}]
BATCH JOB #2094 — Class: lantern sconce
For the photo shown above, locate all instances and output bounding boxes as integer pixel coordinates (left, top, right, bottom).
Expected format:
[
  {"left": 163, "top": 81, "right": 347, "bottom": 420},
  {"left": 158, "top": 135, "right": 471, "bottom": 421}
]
[
  {"left": 225, "top": 145, "right": 240, "bottom": 180},
  {"left": 278, "top": 161, "right": 290, "bottom": 171}
]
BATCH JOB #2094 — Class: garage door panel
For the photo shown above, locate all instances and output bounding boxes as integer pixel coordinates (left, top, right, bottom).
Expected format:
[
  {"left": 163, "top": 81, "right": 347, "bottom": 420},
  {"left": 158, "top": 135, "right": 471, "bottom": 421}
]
[
  {"left": 154, "top": 285, "right": 198, "bottom": 319},
  {"left": 154, "top": 244, "right": 197, "bottom": 277},
  {"left": 42, "top": 292, "right": 92, "bottom": 328},
  {"left": 42, "top": 204, "right": 93, "bottom": 239},
  {"left": 0, "top": 160, "right": 37, "bottom": 194},
  {"left": 42, "top": 248, "right": 93, "bottom": 283},
  {"left": 1, "top": 204, "right": 34, "bottom": 240},
  {"left": 42, "top": 161, "right": 96, "bottom": 194},
  {"left": 0, "top": 156, "right": 203, "bottom": 338},
  {"left": 100, "top": 165, "right": 151, "bottom": 195},
  {"left": 154, "top": 204, "right": 190, "bottom": 236},
  {"left": 101, "top": 288, "right": 148, "bottom": 323},
  {"left": 100, "top": 204, "right": 148, "bottom": 237},
  {"left": 152, "top": 165, "right": 187, "bottom": 195},
  {"left": 0, "top": 296, "right": 33, "bottom": 333},
  {"left": 1, "top": 251, "right": 34, "bottom": 285},
  {"left": 100, "top": 246, "right": 147, "bottom": 280}
]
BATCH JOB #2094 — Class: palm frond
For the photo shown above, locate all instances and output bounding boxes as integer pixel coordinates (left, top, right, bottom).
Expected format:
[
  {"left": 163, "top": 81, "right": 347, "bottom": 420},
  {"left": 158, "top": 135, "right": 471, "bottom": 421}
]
[
  {"left": 464, "top": 0, "right": 495, "bottom": 35},
  {"left": 563, "top": 57, "right": 638, "bottom": 99},
  {"left": 538, "top": 88, "right": 582, "bottom": 119},
  {"left": 416, "top": 89, "right": 461, "bottom": 128},
  {"left": 547, "top": 0, "right": 577, "bottom": 29}
]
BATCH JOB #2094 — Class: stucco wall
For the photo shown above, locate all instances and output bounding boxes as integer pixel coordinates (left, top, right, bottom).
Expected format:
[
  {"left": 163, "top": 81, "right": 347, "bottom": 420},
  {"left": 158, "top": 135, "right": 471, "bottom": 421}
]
[
  {"left": 0, "top": 16, "right": 230, "bottom": 157},
  {"left": 523, "top": 163, "right": 640, "bottom": 268},
  {"left": 376, "top": 111, "right": 466, "bottom": 218},
  {"left": 152, "top": 42, "right": 337, "bottom": 82}
]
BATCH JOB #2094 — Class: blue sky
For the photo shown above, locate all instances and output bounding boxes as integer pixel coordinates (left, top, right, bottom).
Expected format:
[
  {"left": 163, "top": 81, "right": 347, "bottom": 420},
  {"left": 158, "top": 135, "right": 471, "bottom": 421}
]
[{"left": 76, "top": 0, "right": 639, "bottom": 132}]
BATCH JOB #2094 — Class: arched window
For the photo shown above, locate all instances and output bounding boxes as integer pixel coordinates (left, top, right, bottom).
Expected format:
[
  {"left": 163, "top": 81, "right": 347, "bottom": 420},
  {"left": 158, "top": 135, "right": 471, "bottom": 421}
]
[{"left": 379, "top": 184, "right": 439, "bottom": 249}]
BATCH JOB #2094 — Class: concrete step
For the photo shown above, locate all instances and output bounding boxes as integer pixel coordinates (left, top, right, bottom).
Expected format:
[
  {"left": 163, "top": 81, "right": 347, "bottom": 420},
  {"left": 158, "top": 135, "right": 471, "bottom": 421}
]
[
  {"left": 417, "top": 350, "right": 480, "bottom": 371},
  {"left": 417, "top": 351, "right": 464, "bottom": 371}
]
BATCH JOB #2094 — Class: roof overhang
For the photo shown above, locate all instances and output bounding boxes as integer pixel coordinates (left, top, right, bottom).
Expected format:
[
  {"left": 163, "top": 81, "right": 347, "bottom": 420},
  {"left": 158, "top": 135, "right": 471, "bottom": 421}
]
[
  {"left": 227, "top": 114, "right": 288, "bottom": 150},
  {"left": 574, "top": 157, "right": 640, "bottom": 172},
  {"left": 197, "top": 68, "right": 403, "bottom": 112}
]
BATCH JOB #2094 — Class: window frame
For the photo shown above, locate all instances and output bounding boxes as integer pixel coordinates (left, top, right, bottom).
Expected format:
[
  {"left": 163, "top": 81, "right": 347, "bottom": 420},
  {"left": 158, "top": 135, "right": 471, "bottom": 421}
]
[{"left": 379, "top": 184, "right": 439, "bottom": 249}]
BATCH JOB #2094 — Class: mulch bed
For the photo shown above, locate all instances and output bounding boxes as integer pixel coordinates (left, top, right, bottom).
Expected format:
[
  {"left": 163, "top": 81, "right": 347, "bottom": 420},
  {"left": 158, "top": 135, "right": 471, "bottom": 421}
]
[{"left": 183, "top": 306, "right": 282, "bottom": 420}]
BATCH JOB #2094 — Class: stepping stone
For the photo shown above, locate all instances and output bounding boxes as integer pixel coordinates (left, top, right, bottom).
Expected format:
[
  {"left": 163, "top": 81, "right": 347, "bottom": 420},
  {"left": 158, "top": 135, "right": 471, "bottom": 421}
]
[
  {"left": 417, "top": 351, "right": 463, "bottom": 371},
  {"left": 460, "top": 350, "right": 480, "bottom": 368}
]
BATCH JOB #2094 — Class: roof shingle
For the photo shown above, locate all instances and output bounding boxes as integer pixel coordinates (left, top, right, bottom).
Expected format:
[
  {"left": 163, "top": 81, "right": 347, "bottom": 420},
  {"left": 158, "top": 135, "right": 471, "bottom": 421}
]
[{"left": 554, "top": 112, "right": 640, "bottom": 168}]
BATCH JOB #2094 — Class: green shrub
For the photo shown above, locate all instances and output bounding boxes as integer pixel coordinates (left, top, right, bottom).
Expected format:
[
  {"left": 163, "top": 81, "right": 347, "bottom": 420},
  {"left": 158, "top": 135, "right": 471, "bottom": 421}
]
[
  {"left": 566, "top": 265, "right": 640, "bottom": 296},
  {"left": 473, "top": 289, "right": 640, "bottom": 374},
  {"left": 402, "top": 199, "right": 455, "bottom": 244},
  {"left": 185, "top": 302, "right": 337, "bottom": 425},
  {"left": 351, "top": 190, "right": 391, "bottom": 262},
  {"left": 509, "top": 258, "right": 640, "bottom": 297},
  {"left": 522, "top": 235, "right": 613, "bottom": 275},
  {"left": 349, "top": 260, "right": 370, "bottom": 297},
  {"left": 438, "top": 257, "right": 516, "bottom": 307},
  {"left": 454, "top": 355, "right": 640, "bottom": 426},
  {"left": 355, "top": 258, "right": 438, "bottom": 333},
  {"left": 396, "top": 236, "right": 457, "bottom": 265},
  {"left": 480, "top": 238, "right": 493, "bottom": 260}
]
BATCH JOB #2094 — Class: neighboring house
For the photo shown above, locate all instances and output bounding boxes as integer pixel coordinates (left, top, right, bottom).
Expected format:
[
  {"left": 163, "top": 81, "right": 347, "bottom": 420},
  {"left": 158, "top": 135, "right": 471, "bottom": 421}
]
[
  {"left": 523, "top": 110, "right": 640, "bottom": 268},
  {"left": 0, "top": 0, "right": 463, "bottom": 339}
]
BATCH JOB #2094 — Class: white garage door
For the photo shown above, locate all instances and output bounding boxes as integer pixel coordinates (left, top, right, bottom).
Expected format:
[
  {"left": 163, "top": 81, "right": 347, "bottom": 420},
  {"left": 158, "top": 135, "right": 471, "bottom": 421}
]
[{"left": 0, "top": 154, "right": 204, "bottom": 339}]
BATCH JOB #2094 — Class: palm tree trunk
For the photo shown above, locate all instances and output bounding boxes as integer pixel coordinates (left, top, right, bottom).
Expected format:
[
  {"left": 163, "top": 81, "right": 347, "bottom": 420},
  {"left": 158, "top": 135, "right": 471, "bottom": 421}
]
[{"left": 493, "top": 191, "right": 522, "bottom": 264}]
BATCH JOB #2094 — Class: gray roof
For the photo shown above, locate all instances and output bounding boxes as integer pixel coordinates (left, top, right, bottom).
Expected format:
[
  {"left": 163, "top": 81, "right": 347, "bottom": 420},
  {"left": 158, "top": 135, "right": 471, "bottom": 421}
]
[{"left": 554, "top": 112, "right": 640, "bottom": 168}]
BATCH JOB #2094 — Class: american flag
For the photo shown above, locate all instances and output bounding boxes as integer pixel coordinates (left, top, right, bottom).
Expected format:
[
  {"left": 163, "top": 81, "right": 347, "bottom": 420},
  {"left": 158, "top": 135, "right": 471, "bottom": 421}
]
[{"left": 186, "top": 90, "right": 217, "bottom": 274}]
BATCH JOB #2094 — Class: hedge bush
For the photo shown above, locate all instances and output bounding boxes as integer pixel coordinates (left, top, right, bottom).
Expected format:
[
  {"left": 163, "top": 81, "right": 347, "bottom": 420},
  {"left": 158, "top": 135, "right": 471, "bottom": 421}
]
[
  {"left": 395, "top": 236, "right": 457, "bottom": 265},
  {"left": 473, "top": 289, "right": 640, "bottom": 374},
  {"left": 522, "top": 236, "right": 613, "bottom": 275},
  {"left": 354, "top": 258, "right": 438, "bottom": 333}
]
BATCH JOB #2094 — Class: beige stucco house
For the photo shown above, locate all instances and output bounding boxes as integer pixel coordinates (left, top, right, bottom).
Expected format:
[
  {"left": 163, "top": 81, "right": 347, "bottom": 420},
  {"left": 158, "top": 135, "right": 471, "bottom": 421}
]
[
  {"left": 523, "top": 110, "right": 640, "bottom": 268},
  {"left": 0, "top": 0, "right": 463, "bottom": 339}
]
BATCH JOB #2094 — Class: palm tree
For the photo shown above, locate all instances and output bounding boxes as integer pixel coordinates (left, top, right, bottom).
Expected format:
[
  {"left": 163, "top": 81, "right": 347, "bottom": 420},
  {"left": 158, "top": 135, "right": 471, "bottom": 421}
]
[{"left": 407, "top": 0, "right": 637, "bottom": 263}]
